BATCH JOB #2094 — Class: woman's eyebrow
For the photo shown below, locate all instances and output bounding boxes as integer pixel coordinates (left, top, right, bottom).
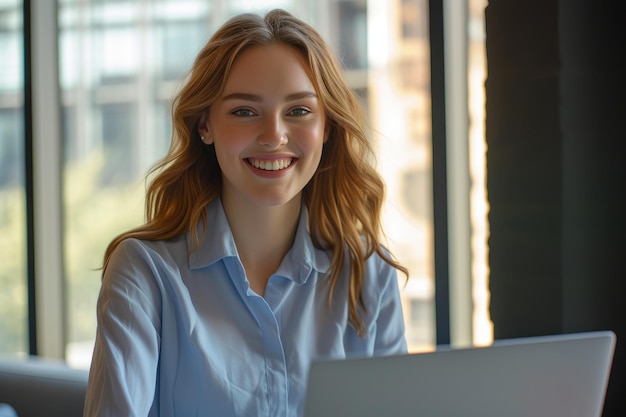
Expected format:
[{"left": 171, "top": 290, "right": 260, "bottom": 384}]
[
  {"left": 220, "top": 93, "right": 262, "bottom": 102},
  {"left": 220, "top": 91, "right": 318, "bottom": 102}
]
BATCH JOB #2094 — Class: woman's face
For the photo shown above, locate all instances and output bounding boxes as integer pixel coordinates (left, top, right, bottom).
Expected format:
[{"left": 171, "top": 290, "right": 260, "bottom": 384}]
[{"left": 201, "top": 43, "right": 326, "bottom": 209}]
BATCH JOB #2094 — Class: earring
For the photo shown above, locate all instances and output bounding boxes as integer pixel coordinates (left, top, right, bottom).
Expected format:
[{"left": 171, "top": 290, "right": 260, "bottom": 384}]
[{"left": 200, "top": 135, "right": 206, "bottom": 142}]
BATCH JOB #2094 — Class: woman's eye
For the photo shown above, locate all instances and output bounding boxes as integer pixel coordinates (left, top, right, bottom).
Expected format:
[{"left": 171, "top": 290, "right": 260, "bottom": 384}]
[
  {"left": 232, "top": 108, "right": 255, "bottom": 117},
  {"left": 289, "top": 107, "right": 311, "bottom": 116}
]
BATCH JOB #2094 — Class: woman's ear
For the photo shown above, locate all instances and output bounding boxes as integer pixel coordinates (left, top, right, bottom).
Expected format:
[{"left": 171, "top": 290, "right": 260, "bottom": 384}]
[
  {"left": 197, "top": 114, "right": 213, "bottom": 145},
  {"left": 198, "top": 128, "right": 213, "bottom": 145}
]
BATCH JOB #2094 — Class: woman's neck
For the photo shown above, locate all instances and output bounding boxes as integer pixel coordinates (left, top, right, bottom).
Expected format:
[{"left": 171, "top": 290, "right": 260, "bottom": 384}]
[{"left": 221, "top": 193, "right": 302, "bottom": 295}]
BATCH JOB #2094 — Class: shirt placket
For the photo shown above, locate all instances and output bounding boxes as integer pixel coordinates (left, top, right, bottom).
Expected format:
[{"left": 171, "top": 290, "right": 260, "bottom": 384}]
[{"left": 225, "top": 257, "right": 289, "bottom": 417}]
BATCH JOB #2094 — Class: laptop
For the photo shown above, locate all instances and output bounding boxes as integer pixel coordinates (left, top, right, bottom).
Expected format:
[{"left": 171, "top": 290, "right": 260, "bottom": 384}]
[{"left": 303, "top": 330, "right": 616, "bottom": 417}]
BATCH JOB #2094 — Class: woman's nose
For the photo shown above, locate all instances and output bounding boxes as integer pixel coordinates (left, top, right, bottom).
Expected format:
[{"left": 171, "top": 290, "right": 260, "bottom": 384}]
[{"left": 257, "top": 116, "right": 288, "bottom": 147}]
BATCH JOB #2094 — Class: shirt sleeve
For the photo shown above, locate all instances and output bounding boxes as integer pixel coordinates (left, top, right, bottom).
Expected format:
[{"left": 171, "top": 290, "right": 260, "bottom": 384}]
[
  {"left": 372, "top": 257, "right": 408, "bottom": 355},
  {"left": 83, "top": 239, "right": 162, "bottom": 417}
]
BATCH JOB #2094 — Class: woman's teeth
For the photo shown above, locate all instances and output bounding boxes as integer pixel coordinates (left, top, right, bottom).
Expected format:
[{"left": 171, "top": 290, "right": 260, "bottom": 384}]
[{"left": 248, "top": 158, "right": 293, "bottom": 171}]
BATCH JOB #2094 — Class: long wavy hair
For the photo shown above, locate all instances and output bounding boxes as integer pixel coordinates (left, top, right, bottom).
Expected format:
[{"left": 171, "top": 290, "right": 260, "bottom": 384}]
[{"left": 103, "top": 9, "right": 407, "bottom": 336}]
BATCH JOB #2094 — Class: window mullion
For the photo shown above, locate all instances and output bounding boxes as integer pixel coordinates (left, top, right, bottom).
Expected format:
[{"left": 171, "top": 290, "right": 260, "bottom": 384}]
[
  {"left": 443, "top": 0, "right": 473, "bottom": 347},
  {"left": 30, "top": 0, "right": 66, "bottom": 359}
]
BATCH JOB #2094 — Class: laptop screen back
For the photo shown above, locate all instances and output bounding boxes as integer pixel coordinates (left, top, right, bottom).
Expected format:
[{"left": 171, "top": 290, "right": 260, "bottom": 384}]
[{"left": 304, "top": 331, "right": 615, "bottom": 417}]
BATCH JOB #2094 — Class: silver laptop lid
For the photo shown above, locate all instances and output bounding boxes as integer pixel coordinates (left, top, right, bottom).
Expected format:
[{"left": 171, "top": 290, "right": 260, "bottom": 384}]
[{"left": 304, "top": 331, "right": 616, "bottom": 417}]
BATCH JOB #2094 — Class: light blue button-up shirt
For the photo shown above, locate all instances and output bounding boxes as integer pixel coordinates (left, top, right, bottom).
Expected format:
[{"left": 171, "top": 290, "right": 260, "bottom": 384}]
[{"left": 84, "top": 198, "right": 407, "bottom": 417}]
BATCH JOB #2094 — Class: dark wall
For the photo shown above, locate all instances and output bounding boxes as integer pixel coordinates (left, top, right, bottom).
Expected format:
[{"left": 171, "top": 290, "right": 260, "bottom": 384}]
[{"left": 485, "top": 1, "right": 625, "bottom": 415}]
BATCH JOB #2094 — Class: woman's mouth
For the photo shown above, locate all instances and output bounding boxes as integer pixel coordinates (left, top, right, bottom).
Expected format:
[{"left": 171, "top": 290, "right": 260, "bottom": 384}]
[{"left": 247, "top": 158, "right": 294, "bottom": 171}]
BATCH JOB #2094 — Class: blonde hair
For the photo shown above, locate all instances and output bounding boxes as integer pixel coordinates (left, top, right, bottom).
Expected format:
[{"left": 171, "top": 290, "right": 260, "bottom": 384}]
[{"left": 103, "top": 9, "right": 407, "bottom": 335}]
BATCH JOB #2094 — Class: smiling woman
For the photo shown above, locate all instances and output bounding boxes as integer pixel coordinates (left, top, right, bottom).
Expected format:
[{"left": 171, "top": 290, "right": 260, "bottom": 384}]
[{"left": 83, "top": 9, "right": 409, "bottom": 417}]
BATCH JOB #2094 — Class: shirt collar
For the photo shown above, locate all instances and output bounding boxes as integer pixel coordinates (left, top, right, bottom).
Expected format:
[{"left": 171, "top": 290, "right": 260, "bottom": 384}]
[{"left": 188, "top": 198, "right": 330, "bottom": 283}]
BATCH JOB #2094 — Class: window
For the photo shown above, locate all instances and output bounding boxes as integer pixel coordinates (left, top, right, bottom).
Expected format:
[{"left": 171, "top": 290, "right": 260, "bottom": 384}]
[
  {"left": 468, "top": 0, "right": 491, "bottom": 345},
  {"left": 0, "top": 0, "right": 27, "bottom": 356},
  {"left": 2, "top": 0, "right": 496, "bottom": 366}
]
